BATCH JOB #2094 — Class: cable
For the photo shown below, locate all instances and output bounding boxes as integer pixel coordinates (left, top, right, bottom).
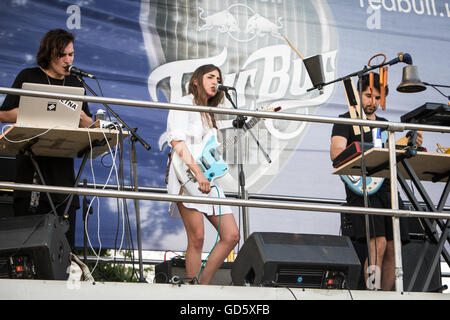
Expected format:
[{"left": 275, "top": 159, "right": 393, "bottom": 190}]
[
  {"left": 84, "top": 129, "right": 103, "bottom": 273},
  {"left": 110, "top": 126, "right": 125, "bottom": 253},
  {"left": 84, "top": 126, "right": 121, "bottom": 273},
  {"left": 117, "top": 125, "right": 139, "bottom": 281},
  {"left": 100, "top": 125, "right": 130, "bottom": 278},
  {"left": 343, "top": 274, "right": 354, "bottom": 300},
  {"left": 1, "top": 124, "right": 57, "bottom": 143},
  {"left": 74, "top": 76, "right": 135, "bottom": 280},
  {"left": 164, "top": 250, "right": 184, "bottom": 262},
  {"left": 266, "top": 281, "right": 298, "bottom": 300},
  {"left": 197, "top": 185, "right": 222, "bottom": 284},
  {"left": 89, "top": 79, "right": 130, "bottom": 279},
  {"left": 284, "top": 286, "right": 298, "bottom": 300}
]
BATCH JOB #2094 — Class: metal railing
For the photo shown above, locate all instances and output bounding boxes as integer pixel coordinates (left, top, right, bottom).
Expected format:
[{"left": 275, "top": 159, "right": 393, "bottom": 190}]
[
  {"left": 1, "top": 86, "right": 449, "bottom": 133},
  {"left": 76, "top": 182, "right": 450, "bottom": 210},
  {"left": 1, "top": 86, "right": 449, "bottom": 293},
  {"left": 1, "top": 181, "right": 449, "bottom": 219}
]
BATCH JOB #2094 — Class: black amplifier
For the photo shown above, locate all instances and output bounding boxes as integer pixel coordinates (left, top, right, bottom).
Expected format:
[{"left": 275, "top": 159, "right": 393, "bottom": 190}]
[{"left": 154, "top": 257, "right": 233, "bottom": 285}]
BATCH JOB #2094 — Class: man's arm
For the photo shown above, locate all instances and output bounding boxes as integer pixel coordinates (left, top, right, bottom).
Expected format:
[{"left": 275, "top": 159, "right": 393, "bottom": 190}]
[
  {"left": 0, "top": 109, "right": 18, "bottom": 124},
  {"left": 330, "top": 135, "right": 348, "bottom": 161},
  {"left": 79, "top": 110, "right": 93, "bottom": 128}
]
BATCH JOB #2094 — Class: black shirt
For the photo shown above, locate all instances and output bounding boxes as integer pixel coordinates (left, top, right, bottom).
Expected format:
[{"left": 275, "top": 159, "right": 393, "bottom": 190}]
[
  {"left": 1, "top": 67, "right": 92, "bottom": 210},
  {"left": 1, "top": 67, "right": 91, "bottom": 114},
  {"left": 331, "top": 111, "right": 390, "bottom": 201},
  {"left": 331, "top": 111, "right": 387, "bottom": 146}
]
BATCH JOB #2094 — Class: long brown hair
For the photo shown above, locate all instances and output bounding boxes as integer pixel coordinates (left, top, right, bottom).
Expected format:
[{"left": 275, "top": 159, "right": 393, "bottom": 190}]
[
  {"left": 188, "top": 64, "right": 224, "bottom": 129},
  {"left": 36, "top": 29, "right": 74, "bottom": 69}
]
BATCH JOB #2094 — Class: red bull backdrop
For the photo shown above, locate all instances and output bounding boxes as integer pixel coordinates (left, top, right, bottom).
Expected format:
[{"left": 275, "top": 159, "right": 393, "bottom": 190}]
[{"left": 0, "top": 0, "right": 449, "bottom": 251}]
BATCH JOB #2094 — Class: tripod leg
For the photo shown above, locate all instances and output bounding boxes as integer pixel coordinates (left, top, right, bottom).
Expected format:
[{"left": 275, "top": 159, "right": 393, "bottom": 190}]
[
  {"left": 28, "top": 154, "right": 58, "bottom": 215},
  {"left": 131, "top": 136, "right": 146, "bottom": 283},
  {"left": 63, "top": 151, "right": 90, "bottom": 219}
]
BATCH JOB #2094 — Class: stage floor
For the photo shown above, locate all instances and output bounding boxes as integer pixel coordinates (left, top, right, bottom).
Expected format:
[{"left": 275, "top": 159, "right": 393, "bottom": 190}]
[{"left": 1, "top": 278, "right": 449, "bottom": 300}]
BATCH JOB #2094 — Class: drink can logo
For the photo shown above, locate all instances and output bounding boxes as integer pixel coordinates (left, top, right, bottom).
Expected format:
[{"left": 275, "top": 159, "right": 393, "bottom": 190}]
[{"left": 372, "top": 128, "right": 382, "bottom": 148}]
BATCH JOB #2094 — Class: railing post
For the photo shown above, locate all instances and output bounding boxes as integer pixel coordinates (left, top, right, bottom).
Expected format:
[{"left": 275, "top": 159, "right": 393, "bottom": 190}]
[{"left": 388, "top": 127, "right": 404, "bottom": 292}]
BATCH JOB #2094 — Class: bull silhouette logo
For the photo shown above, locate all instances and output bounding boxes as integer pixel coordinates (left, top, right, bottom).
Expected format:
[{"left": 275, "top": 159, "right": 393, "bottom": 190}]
[
  {"left": 197, "top": 4, "right": 283, "bottom": 42},
  {"left": 198, "top": 8, "right": 240, "bottom": 33},
  {"left": 245, "top": 13, "right": 283, "bottom": 38}
]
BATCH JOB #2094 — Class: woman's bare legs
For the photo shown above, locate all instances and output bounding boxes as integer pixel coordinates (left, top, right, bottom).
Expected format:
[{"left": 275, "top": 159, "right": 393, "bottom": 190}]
[
  {"left": 198, "top": 213, "right": 239, "bottom": 284},
  {"left": 177, "top": 203, "right": 239, "bottom": 284},
  {"left": 178, "top": 203, "right": 205, "bottom": 281}
]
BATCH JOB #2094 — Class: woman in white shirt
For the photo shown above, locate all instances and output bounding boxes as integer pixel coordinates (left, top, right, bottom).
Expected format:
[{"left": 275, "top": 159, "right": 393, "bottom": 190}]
[{"left": 166, "top": 64, "right": 239, "bottom": 285}]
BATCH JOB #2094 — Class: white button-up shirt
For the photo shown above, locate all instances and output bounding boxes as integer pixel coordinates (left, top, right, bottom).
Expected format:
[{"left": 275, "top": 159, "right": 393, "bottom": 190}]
[{"left": 166, "top": 94, "right": 233, "bottom": 218}]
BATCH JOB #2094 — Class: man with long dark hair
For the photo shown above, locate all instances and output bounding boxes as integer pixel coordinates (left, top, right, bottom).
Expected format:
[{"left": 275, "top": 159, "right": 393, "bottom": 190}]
[{"left": 0, "top": 29, "right": 93, "bottom": 248}]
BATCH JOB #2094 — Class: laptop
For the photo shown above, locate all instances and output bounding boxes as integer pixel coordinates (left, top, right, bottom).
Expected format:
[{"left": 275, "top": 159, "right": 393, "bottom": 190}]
[{"left": 16, "top": 82, "right": 84, "bottom": 128}]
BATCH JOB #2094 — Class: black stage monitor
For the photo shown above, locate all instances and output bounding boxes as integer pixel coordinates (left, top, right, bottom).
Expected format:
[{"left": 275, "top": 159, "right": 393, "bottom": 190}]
[
  {"left": 231, "top": 232, "right": 361, "bottom": 289},
  {"left": 0, "top": 214, "right": 71, "bottom": 280}
]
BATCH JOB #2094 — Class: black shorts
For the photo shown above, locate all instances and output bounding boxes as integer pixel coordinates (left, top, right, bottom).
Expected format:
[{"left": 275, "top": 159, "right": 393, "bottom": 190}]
[{"left": 346, "top": 191, "right": 410, "bottom": 243}]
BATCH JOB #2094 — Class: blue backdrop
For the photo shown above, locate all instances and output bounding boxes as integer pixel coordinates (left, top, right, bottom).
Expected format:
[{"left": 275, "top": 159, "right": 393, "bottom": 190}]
[{"left": 0, "top": 0, "right": 449, "bottom": 252}]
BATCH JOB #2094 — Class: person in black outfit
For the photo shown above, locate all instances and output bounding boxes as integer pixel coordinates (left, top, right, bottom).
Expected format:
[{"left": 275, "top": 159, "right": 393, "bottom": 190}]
[
  {"left": 0, "top": 29, "right": 93, "bottom": 249},
  {"left": 330, "top": 73, "right": 423, "bottom": 291}
]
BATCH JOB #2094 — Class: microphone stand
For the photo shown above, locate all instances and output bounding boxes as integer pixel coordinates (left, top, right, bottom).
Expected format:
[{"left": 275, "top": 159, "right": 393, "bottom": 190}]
[
  {"left": 307, "top": 58, "right": 404, "bottom": 93},
  {"left": 311, "top": 64, "right": 386, "bottom": 289},
  {"left": 76, "top": 75, "right": 151, "bottom": 283},
  {"left": 223, "top": 90, "right": 271, "bottom": 241},
  {"left": 355, "top": 68, "right": 376, "bottom": 289}
]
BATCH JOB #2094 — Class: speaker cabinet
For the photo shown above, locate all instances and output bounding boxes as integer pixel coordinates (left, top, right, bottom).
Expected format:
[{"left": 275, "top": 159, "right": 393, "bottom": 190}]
[
  {"left": 231, "top": 232, "right": 361, "bottom": 289},
  {"left": 154, "top": 257, "right": 233, "bottom": 285},
  {"left": 0, "top": 194, "right": 14, "bottom": 219},
  {"left": 402, "top": 239, "right": 442, "bottom": 292},
  {"left": 0, "top": 154, "right": 15, "bottom": 219},
  {"left": 0, "top": 154, "right": 16, "bottom": 182},
  {"left": 0, "top": 214, "right": 71, "bottom": 280}
]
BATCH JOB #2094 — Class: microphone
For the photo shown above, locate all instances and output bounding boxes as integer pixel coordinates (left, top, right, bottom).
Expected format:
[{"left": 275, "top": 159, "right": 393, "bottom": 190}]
[
  {"left": 215, "top": 84, "right": 236, "bottom": 91},
  {"left": 387, "top": 52, "right": 412, "bottom": 66},
  {"left": 65, "top": 65, "right": 96, "bottom": 79}
]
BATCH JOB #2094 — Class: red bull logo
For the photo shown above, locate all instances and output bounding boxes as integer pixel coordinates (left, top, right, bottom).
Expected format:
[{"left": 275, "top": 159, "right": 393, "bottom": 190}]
[
  {"left": 197, "top": 4, "right": 284, "bottom": 41},
  {"left": 198, "top": 7, "right": 240, "bottom": 34}
]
